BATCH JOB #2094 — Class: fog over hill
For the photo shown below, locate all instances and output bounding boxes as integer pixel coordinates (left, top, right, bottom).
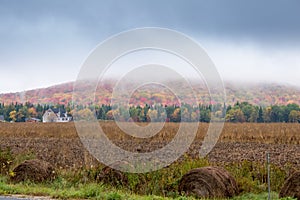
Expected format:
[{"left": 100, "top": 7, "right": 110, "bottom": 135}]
[
  {"left": 1, "top": 1, "right": 300, "bottom": 94},
  {"left": 0, "top": 80, "right": 299, "bottom": 107}
]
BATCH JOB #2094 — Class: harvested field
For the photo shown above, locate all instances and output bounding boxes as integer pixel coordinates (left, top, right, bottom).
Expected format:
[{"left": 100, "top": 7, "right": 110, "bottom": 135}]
[{"left": 0, "top": 122, "right": 299, "bottom": 169}]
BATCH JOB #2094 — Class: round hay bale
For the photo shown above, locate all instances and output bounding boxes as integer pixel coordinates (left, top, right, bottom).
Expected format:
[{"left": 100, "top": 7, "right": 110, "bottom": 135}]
[
  {"left": 96, "top": 161, "right": 131, "bottom": 186},
  {"left": 11, "top": 159, "right": 56, "bottom": 183},
  {"left": 279, "top": 171, "right": 300, "bottom": 199},
  {"left": 178, "top": 166, "right": 238, "bottom": 198}
]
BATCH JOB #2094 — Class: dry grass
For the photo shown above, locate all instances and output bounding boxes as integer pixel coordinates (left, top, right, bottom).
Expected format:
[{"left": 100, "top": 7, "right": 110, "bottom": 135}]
[
  {"left": 220, "top": 123, "right": 300, "bottom": 144},
  {"left": 0, "top": 122, "right": 299, "bottom": 169},
  {"left": 1, "top": 122, "right": 299, "bottom": 143}
]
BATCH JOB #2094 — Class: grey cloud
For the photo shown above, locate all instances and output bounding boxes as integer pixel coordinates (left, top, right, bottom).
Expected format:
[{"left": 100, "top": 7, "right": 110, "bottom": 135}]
[
  {"left": 1, "top": 0, "right": 300, "bottom": 42},
  {"left": 0, "top": 0, "right": 300, "bottom": 92}
]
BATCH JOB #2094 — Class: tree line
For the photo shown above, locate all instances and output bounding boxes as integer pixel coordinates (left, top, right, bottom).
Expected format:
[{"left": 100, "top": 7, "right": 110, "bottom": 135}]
[
  {"left": 0, "top": 102, "right": 69, "bottom": 122},
  {"left": 0, "top": 101, "right": 300, "bottom": 123}
]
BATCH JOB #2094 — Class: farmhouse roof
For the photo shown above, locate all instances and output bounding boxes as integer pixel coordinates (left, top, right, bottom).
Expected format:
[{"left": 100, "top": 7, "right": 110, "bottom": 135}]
[{"left": 46, "top": 108, "right": 70, "bottom": 118}]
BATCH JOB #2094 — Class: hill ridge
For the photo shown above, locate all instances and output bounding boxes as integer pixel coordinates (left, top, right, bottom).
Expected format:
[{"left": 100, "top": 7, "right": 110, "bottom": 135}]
[{"left": 0, "top": 81, "right": 299, "bottom": 106}]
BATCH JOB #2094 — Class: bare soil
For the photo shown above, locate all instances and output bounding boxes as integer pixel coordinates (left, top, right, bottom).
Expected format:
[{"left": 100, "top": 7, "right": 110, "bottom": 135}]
[{"left": 0, "top": 122, "right": 299, "bottom": 170}]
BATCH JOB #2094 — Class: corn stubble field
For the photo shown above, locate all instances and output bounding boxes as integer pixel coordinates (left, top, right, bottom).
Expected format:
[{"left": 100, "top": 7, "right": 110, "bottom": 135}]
[
  {"left": 0, "top": 122, "right": 300, "bottom": 199},
  {"left": 0, "top": 122, "right": 299, "bottom": 169}
]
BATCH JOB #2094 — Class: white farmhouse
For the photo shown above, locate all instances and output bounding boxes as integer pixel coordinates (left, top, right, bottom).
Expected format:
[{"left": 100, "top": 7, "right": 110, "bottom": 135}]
[{"left": 42, "top": 108, "right": 72, "bottom": 123}]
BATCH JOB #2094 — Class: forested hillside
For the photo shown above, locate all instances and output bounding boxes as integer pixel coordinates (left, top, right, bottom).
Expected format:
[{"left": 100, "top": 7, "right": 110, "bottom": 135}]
[{"left": 0, "top": 81, "right": 299, "bottom": 106}]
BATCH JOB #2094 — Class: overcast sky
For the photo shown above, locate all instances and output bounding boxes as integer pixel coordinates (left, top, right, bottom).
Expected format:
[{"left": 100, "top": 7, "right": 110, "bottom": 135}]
[{"left": 1, "top": 0, "right": 300, "bottom": 93}]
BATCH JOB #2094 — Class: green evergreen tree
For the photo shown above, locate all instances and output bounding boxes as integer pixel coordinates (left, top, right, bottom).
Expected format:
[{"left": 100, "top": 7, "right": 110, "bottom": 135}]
[{"left": 257, "top": 106, "right": 264, "bottom": 123}]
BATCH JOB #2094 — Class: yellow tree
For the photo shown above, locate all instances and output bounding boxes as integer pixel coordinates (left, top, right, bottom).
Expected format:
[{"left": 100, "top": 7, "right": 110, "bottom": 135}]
[
  {"left": 28, "top": 107, "right": 37, "bottom": 118},
  {"left": 226, "top": 108, "right": 245, "bottom": 122},
  {"left": 171, "top": 108, "right": 181, "bottom": 122},
  {"left": 9, "top": 110, "right": 16, "bottom": 122},
  {"left": 73, "top": 108, "right": 94, "bottom": 121},
  {"left": 106, "top": 110, "right": 114, "bottom": 120},
  {"left": 191, "top": 111, "right": 198, "bottom": 122},
  {"left": 289, "top": 110, "right": 300, "bottom": 122},
  {"left": 147, "top": 109, "right": 158, "bottom": 122}
]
